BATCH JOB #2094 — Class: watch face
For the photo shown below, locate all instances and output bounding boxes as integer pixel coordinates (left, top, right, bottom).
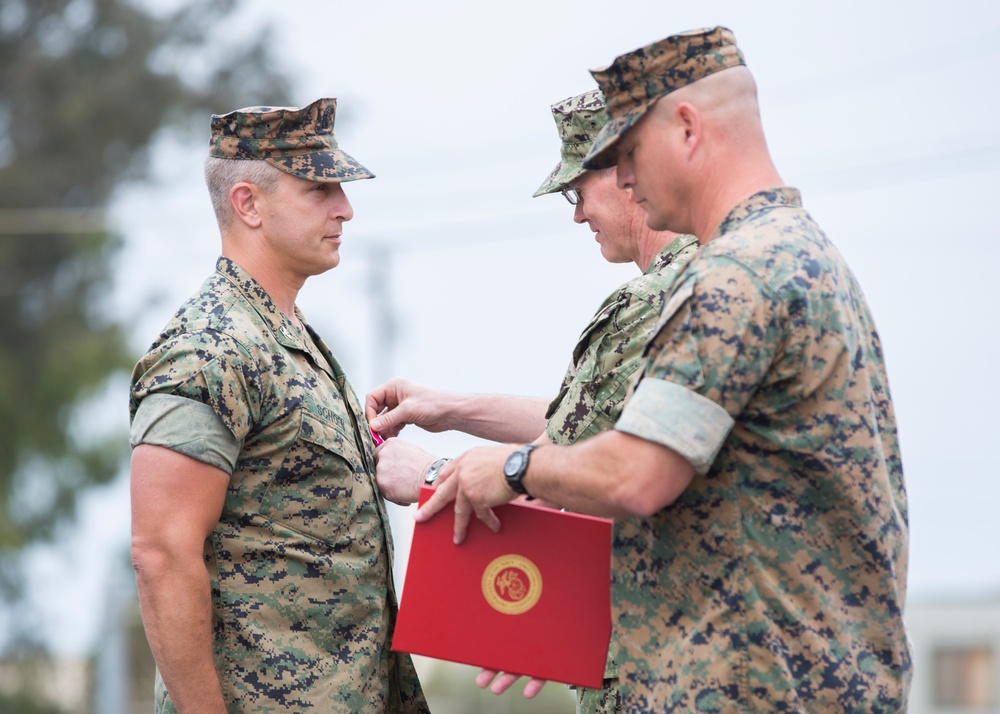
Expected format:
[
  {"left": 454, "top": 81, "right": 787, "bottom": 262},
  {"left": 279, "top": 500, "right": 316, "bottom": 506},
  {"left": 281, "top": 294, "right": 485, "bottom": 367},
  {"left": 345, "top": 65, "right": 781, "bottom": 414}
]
[{"left": 504, "top": 451, "right": 525, "bottom": 477}]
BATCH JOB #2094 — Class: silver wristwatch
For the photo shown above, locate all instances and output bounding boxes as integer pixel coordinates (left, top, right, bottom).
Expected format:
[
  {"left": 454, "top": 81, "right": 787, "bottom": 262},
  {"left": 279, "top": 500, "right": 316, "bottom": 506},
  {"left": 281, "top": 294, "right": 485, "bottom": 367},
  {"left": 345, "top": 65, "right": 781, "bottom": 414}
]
[{"left": 424, "top": 457, "right": 451, "bottom": 485}]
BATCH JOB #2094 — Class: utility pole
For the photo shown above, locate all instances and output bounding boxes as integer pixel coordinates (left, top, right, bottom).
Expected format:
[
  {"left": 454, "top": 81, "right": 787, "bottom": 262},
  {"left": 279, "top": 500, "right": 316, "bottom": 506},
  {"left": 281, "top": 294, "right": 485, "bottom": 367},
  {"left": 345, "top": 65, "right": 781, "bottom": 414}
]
[{"left": 365, "top": 240, "right": 398, "bottom": 385}]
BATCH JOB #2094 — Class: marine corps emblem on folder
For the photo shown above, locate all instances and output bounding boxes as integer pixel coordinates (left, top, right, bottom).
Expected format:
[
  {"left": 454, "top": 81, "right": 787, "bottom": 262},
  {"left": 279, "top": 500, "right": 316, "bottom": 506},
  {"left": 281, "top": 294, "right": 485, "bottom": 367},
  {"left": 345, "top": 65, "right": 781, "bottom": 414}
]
[{"left": 482, "top": 554, "right": 542, "bottom": 615}]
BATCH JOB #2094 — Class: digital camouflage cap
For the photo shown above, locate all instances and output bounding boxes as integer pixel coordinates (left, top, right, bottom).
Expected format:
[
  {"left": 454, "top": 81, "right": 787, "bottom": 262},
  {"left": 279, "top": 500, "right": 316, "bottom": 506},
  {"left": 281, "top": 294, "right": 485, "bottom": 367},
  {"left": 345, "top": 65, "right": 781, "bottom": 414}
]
[
  {"left": 583, "top": 26, "right": 745, "bottom": 170},
  {"left": 209, "top": 97, "right": 374, "bottom": 182},
  {"left": 532, "top": 89, "right": 608, "bottom": 197}
]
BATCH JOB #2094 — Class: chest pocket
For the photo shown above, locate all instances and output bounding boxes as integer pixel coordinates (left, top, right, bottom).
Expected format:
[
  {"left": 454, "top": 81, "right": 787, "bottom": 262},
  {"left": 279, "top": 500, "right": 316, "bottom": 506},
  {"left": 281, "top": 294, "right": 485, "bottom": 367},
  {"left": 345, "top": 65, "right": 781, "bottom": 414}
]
[
  {"left": 258, "top": 409, "right": 367, "bottom": 545},
  {"left": 548, "top": 306, "right": 639, "bottom": 443}
]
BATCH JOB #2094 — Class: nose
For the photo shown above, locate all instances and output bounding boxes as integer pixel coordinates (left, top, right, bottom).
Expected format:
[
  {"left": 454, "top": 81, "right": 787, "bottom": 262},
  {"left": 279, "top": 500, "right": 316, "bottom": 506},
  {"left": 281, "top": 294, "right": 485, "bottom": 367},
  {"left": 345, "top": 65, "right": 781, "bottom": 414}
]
[
  {"left": 330, "top": 183, "right": 354, "bottom": 222},
  {"left": 572, "top": 200, "right": 586, "bottom": 225}
]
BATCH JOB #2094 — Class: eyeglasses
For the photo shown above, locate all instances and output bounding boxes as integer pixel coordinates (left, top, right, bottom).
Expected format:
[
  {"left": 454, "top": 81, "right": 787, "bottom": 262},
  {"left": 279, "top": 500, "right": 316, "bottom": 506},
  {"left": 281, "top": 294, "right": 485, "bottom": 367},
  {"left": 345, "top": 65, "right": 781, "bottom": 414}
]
[{"left": 561, "top": 187, "right": 581, "bottom": 206}]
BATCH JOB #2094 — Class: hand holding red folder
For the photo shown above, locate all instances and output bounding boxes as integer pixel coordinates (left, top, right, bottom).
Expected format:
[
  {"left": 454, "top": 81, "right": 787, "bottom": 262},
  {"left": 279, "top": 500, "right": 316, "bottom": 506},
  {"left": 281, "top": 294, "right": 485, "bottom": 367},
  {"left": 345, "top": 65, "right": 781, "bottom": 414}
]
[
  {"left": 394, "top": 485, "right": 612, "bottom": 689},
  {"left": 414, "top": 444, "right": 516, "bottom": 542}
]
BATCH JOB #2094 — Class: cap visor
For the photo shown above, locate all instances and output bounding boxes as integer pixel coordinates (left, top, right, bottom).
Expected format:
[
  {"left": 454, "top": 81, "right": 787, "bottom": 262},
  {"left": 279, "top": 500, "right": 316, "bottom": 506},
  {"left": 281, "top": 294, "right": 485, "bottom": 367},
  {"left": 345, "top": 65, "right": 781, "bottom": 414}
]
[
  {"left": 532, "top": 160, "right": 588, "bottom": 197},
  {"left": 269, "top": 148, "right": 374, "bottom": 183},
  {"left": 582, "top": 111, "right": 645, "bottom": 170}
]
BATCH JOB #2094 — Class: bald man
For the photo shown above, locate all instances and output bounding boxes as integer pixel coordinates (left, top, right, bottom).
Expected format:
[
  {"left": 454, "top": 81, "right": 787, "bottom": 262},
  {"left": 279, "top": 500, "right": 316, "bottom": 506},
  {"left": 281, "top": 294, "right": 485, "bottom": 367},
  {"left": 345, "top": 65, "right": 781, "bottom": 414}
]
[{"left": 414, "top": 27, "right": 911, "bottom": 712}]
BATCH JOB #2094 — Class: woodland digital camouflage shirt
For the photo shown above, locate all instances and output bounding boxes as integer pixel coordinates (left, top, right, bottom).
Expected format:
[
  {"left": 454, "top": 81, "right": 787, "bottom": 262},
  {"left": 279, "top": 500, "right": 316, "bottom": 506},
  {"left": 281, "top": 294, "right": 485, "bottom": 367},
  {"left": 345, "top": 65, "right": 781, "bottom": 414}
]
[
  {"left": 129, "top": 257, "right": 426, "bottom": 714},
  {"left": 546, "top": 234, "right": 699, "bottom": 445},
  {"left": 613, "top": 188, "right": 911, "bottom": 712}
]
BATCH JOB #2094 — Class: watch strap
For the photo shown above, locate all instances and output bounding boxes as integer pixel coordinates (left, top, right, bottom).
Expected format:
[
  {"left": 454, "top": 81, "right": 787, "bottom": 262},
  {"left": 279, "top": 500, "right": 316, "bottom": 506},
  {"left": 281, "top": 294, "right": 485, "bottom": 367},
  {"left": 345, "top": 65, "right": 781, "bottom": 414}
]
[{"left": 505, "top": 443, "right": 537, "bottom": 496}]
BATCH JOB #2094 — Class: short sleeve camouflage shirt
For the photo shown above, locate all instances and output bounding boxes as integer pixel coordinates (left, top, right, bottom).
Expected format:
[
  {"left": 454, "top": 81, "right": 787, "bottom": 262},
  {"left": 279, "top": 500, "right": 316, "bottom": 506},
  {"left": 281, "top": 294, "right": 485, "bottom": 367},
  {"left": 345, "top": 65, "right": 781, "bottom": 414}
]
[
  {"left": 546, "top": 235, "right": 699, "bottom": 445},
  {"left": 130, "top": 257, "right": 427, "bottom": 714},
  {"left": 612, "top": 189, "right": 911, "bottom": 712}
]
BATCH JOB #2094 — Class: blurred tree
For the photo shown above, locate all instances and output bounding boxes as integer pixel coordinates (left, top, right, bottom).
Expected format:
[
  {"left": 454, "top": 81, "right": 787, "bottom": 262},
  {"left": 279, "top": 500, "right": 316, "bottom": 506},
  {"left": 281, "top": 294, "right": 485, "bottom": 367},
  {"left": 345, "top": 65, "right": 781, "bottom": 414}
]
[{"left": 0, "top": 0, "right": 292, "bottom": 649}]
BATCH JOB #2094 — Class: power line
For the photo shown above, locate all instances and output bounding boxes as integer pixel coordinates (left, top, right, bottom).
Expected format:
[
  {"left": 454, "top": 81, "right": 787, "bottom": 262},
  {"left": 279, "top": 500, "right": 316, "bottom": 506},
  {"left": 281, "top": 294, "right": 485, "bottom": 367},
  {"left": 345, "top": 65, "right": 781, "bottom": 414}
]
[
  {"left": 790, "top": 142, "right": 1000, "bottom": 194},
  {"left": 355, "top": 142, "right": 1000, "bottom": 251},
  {"left": 0, "top": 209, "right": 106, "bottom": 235},
  {"left": 764, "top": 34, "right": 1000, "bottom": 108}
]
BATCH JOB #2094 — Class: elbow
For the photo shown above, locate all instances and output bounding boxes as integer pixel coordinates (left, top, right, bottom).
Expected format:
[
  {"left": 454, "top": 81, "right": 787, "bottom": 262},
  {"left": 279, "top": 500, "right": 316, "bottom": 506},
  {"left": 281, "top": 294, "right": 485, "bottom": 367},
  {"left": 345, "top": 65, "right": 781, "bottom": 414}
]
[
  {"left": 130, "top": 537, "right": 172, "bottom": 586},
  {"left": 614, "top": 482, "right": 673, "bottom": 519},
  {"left": 606, "top": 451, "right": 694, "bottom": 518}
]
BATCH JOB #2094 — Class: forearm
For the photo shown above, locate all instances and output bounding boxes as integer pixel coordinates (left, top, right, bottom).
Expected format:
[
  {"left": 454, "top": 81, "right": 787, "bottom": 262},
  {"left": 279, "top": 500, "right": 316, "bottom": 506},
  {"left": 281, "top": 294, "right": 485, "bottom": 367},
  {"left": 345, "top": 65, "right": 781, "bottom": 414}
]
[
  {"left": 133, "top": 549, "right": 227, "bottom": 714},
  {"left": 522, "top": 431, "right": 695, "bottom": 518},
  {"left": 444, "top": 393, "right": 550, "bottom": 442}
]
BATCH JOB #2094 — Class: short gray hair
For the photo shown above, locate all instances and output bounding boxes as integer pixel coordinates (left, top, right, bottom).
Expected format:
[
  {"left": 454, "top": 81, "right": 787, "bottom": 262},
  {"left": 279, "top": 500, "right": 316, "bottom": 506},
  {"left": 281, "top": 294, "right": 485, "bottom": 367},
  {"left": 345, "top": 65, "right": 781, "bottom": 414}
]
[{"left": 203, "top": 157, "right": 284, "bottom": 229}]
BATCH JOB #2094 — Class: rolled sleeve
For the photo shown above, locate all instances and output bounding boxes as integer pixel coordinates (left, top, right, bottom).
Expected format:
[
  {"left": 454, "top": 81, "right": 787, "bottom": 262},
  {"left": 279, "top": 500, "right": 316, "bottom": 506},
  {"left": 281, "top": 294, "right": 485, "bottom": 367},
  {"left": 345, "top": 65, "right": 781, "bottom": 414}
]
[
  {"left": 615, "top": 378, "right": 734, "bottom": 475},
  {"left": 130, "top": 394, "right": 242, "bottom": 474}
]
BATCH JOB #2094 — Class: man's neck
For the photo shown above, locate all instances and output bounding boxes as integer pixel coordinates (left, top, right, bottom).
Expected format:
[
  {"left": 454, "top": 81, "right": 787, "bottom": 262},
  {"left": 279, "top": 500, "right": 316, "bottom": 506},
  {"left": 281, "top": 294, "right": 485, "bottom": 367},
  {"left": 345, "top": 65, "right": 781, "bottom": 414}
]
[
  {"left": 693, "top": 162, "right": 784, "bottom": 243},
  {"left": 634, "top": 228, "right": 680, "bottom": 272},
  {"left": 222, "top": 246, "right": 303, "bottom": 327}
]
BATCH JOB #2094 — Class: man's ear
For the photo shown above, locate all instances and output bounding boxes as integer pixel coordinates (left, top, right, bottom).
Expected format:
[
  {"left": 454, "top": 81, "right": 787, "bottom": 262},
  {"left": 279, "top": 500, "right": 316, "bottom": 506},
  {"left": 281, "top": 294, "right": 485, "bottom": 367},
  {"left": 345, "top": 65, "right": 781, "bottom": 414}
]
[
  {"left": 230, "top": 182, "right": 262, "bottom": 229},
  {"left": 675, "top": 102, "right": 703, "bottom": 158}
]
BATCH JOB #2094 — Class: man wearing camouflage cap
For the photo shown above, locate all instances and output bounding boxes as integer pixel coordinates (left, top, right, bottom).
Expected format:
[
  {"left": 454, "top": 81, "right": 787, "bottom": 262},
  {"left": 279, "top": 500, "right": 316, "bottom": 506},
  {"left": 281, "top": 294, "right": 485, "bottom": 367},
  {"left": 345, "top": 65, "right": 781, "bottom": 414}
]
[
  {"left": 366, "top": 88, "right": 697, "bottom": 713},
  {"left": 129, "top": 98, "right": 428, "bottom": 714},
  {"left": 416, "top": 27, "right": 912, "bottom": 712}
]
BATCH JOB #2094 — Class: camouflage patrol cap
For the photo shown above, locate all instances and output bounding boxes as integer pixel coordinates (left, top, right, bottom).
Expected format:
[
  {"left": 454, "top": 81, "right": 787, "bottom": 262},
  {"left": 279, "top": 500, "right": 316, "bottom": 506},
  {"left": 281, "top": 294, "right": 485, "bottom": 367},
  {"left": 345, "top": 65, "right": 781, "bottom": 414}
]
[
  {"left": 583, "top": 26, "right": 745, "bottom": 170},
  {"left": 532, "top": 89, "right": 608, "bottom": 198},
  {"left": 208, "top": 98, "right": 373, "bottom": 182}
]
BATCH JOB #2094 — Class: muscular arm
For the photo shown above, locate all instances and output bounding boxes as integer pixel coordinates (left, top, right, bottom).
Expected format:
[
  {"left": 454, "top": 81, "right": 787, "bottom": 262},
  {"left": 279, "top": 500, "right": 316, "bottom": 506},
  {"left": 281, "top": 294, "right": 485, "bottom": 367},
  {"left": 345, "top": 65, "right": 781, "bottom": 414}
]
[
  {"left": 366, "top": 378, "right": 549, "bottom": 443},
  {"left": 130, "top": 444, "right": 230, "bottom": 714},
  {"left": 525, "top": 430, "right": 694, "bottom": 518},
  {"left": 433, "top": 391, "right": 550, "bottom": 443},
  {"left": 416, "top": 431, "right": 695, "bottom": 543}
]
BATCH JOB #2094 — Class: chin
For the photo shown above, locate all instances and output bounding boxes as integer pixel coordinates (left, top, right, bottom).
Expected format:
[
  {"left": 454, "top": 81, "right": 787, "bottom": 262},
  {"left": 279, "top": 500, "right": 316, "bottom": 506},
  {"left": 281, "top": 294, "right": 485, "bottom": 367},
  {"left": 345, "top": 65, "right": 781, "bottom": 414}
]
[
  {"left": 645, "top": 213, "right": 671, "bottom": 232},
  {"left": 311, "top": 255, "right": 340, "bottom": 275}
]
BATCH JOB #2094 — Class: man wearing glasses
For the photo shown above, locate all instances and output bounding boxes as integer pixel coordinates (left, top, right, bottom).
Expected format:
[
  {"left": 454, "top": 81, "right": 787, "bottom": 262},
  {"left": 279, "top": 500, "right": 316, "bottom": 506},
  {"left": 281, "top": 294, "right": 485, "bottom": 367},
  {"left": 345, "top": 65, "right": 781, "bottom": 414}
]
[{"left": 366, "top": 89, "right": 697, "bottom": 714}]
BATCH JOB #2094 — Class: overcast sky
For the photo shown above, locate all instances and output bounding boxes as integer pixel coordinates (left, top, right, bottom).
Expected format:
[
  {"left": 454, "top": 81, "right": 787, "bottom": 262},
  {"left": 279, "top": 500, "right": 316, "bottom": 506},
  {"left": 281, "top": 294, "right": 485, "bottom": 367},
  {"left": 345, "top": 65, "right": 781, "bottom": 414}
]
[{"left": 26, "top": 0, "right": 1000, "bottom": 656}]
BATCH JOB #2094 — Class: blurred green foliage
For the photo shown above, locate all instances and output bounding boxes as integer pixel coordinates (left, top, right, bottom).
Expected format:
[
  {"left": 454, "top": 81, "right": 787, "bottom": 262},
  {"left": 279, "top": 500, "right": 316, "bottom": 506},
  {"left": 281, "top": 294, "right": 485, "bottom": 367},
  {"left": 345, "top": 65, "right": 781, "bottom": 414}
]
[{"left": 0, "top": 0, "right": 291, "bottom": 648}]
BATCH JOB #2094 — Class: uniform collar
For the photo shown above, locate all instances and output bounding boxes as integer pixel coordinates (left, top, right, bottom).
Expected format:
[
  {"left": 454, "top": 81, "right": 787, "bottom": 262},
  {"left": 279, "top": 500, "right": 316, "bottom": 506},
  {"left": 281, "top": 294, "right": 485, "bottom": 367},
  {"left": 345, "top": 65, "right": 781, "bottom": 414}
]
[
  {"left": 215, "top": 256, "right": 305, "bottom": 350},
  {"left": 215, "top": 256, "right": 343, "bottom": 383},
  {"left": 644, "top": 233, "right": 699, "bottom": 275},
  {"left": 709, "top": 187, "right": 803, "bottom": 243}
]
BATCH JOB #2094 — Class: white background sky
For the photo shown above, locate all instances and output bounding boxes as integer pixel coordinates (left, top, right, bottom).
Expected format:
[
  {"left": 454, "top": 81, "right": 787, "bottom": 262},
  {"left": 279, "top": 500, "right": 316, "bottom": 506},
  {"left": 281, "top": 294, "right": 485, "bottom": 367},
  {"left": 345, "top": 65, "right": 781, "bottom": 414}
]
[{"left": 25, "top": 0, "right": 1000, "bottom": 656}]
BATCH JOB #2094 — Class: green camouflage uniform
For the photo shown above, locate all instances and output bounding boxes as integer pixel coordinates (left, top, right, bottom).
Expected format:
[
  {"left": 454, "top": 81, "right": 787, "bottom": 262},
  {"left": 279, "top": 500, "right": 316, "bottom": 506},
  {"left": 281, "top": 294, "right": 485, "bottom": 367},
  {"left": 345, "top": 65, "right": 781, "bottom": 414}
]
[
  {"left": 535, "top": 90, "right": 698, "bottom": 714},
  {"left": 612, "top": 188, "right": 910, "bottom": 712},
  {"left": 547, "top": 236, "right": 699, "bottom": 446},
  {"left": 129, "top": 99, "right": 426, "bottom": 713},
  {"left": 546, "top": 236, "right": 697, "bottom": 713},
  {"left": 130, "top": 258, "right": 426, "bottom": 713},
  {"left": 583, "top": 29, "right": 912, "bottom": 712}
]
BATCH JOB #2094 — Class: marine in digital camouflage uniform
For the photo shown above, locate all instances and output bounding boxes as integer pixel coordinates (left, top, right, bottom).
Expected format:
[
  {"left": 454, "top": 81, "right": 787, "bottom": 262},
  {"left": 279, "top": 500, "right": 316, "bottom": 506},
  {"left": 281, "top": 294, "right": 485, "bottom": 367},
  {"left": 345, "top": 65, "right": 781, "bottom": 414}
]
[
  {"left": 581, "top": 28, "right": 912, "bottom": 712},
  {"left": 536, "top": 90, "right": 697, "bottom": 714},
  {"left": 414, "top": 26, "right": 911, "bottom": 714},
  {"left": 363, "top": 89, "right": 696, "bottom": 710},
  {"left": 129, "top": 99, "right": 427, "bottom": 714}
]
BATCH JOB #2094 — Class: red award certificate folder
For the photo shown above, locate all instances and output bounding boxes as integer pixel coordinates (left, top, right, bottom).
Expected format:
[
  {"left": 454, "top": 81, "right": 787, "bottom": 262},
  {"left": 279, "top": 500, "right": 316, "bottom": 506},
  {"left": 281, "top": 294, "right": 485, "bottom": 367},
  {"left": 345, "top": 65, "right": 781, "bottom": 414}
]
[{"left": 391, "top": 485, "right": 613, "bottom": 689}]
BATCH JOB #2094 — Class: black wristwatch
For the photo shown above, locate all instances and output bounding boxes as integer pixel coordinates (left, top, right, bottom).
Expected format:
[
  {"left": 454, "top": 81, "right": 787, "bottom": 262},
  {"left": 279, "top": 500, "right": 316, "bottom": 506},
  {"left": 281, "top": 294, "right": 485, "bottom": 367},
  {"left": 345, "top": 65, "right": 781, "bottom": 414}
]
[{"left": 503, "top": 444, "right": 537, "bottom": 496}]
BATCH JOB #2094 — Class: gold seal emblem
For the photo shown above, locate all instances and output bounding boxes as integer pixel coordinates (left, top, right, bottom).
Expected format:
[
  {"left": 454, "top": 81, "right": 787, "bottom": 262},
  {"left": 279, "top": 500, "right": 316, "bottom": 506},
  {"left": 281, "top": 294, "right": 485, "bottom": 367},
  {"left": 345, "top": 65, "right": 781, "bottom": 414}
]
[{"left": 481, "top": 554, "right": 543, "bottom": 615}]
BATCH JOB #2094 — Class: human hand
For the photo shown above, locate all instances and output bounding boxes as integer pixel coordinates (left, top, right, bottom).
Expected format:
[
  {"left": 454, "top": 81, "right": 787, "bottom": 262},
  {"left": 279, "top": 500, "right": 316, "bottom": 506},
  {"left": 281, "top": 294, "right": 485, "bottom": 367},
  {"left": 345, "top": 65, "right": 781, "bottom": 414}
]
[
  {"left": 414, "top": 445, "right": 517, "bottom": 544},
  {"left": 373, "top": 439, "right": 437, "bottom": 506},
  {"left": 365, "top": 377, "right": 455, "bottom": 438},
  {"left": 476, "top": 668, "right": 547, "bottom": 698}
]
